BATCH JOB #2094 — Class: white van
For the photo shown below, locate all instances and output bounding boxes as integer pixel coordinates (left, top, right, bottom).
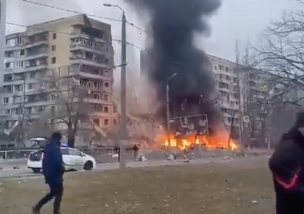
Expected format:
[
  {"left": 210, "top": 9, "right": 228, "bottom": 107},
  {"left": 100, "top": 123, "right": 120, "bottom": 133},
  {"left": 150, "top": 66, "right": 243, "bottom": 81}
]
[{"left": 27, "top": 146, "right": 96, "bottom": 173}]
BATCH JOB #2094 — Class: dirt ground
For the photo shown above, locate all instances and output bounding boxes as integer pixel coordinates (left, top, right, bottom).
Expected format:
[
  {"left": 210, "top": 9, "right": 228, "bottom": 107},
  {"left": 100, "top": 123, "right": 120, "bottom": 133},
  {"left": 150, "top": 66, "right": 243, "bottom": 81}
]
[{"left": 0, "top": 159, "right": 274, "bottom": 214}]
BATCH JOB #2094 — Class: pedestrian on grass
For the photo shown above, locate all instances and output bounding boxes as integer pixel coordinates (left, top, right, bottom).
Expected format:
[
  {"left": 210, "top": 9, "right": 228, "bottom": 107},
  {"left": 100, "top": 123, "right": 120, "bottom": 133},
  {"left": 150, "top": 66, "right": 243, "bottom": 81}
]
[
  {"left": 269, "top": 112, "right": 304, "bottom": 214},
  {"left": 32, "top": 132, "right": 65, "bottom": 214}
]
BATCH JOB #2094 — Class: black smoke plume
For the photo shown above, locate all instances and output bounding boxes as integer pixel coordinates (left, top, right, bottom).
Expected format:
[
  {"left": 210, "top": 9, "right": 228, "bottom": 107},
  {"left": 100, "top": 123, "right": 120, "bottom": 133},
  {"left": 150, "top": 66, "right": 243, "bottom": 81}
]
[{"left": 126, "top": 0, "right": 222, "bottom": 127}]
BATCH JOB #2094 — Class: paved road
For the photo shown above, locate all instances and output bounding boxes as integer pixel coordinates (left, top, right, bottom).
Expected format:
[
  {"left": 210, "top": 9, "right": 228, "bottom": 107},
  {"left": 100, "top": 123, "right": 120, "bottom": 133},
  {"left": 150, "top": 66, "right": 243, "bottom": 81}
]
[{"left": 0, "top": 156, "right": 268, "bottom": 180}]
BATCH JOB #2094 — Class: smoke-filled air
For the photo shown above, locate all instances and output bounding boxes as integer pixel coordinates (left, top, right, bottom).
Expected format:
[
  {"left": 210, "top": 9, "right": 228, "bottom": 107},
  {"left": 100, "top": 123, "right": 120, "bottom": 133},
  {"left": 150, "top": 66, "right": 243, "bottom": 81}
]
[{"left": 124, "top": 0, "right": 222, "bottom": 127}]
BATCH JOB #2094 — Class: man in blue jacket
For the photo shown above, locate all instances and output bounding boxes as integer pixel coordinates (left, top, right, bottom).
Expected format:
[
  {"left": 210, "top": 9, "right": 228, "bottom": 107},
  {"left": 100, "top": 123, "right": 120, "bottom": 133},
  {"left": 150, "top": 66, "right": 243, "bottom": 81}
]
[{"left": 32, "top": 132, "right": 65, "bottom": 214}]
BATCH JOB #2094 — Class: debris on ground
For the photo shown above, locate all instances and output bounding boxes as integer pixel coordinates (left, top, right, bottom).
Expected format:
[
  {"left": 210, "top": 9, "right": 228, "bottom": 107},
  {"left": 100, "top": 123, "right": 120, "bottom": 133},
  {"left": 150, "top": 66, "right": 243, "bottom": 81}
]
[
  {"left": 137, "top": 155, "right": 147, "bottom": 162},
  {"left": 167, "top": 154, "right": 176, "bottom": 160}
]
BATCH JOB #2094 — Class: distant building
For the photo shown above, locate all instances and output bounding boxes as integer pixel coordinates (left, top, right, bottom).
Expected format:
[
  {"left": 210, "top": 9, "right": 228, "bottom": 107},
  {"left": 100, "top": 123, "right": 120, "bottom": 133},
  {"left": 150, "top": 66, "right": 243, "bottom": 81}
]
[
  {"left": 0, "top": 15, "right": 117, "bottom": 135},
  {"left": 0, "top": 0, "right": 6, "bottom": 84}
]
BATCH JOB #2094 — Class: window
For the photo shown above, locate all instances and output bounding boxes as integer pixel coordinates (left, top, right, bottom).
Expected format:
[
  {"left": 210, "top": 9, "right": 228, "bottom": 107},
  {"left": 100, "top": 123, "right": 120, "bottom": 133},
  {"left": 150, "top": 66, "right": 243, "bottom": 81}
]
[
  {"left": 104, "top": 119, "right": 109, "bottom": 126},
  {"left": 15, "top": 85, "right": 23, "bottom": 92},
  {"left": 52, "top": 33, "right": 56, "bottom": 39},
  {"left": 20, "top": 50, "right": 25, "bottom": 56},
  {"left": 30, "top": 72, "right": 36, "bottom": 79},
  {"left": 93, "top": 93, "right": 101, "bottom": 99},
  {"left": 5, "top": 62, "right": 12, "bottom": 69},
  {"left": 37, "top": 105, "right": 46, "bottom": 112},
  {"left": 48, "top": 93, "right": 57, "bottom": 100},
  {"left": 214, "top": 66, "right": 217, "bottom": 70},
  {"left": 5, "top": 51, "right": 14, "bottom": 58},
  {"left": 104, "top": 107, "right": 109, "bottom": 113},
  {"left": 52, "top": 45, "right": 56, "bottom": 51},
  {"left": 3, "top": 97, "right": 9, "bottom": 104},
  {"left": 26, "top": 107, "right": 32, "bottom": 114},
  {"left": 61, "top": 148, "right": 69, "bottom": 155},
  {"left": 104, "top": 82, "right": 109, "bottom": 87},
  {"left": 68, "top": 149, "right": 82, "bottom": 156},
  {"left": 51, "top": 57, "right": 56, "bottom": 64},
  {"left": 15, "top": 61, "right": 24, "bottom": 68},
  {"left": 51, "top": 106, "right": 56, "bottom": 113},
  {"left": 104, "top": 94, "right": 109, "bottom": 101},
  {"left": 27, "top": 83, "right": 36, "bottom": 90},
  {"left": 93, "top": 119, "right": 99, "bottom": 126}
]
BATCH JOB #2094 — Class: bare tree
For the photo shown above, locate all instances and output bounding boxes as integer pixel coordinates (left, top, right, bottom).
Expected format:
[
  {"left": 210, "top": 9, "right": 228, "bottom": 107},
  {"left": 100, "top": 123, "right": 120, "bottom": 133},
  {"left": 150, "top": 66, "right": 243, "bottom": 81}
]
[
  {"left": 226, "top": 110, "right": 238, "bottom": 148},
  {"left": 252, "top": 0, "right": 304, "bottom": 95},
  {"left": 43, "top": 68, "right": 93, "bottom": 148}
]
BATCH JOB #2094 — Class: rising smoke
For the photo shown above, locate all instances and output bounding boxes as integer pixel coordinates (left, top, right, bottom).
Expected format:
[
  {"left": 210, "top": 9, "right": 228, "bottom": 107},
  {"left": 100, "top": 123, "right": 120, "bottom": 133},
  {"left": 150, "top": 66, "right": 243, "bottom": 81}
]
[{"left": 124, "top": 0, "right": 222, "bottom": 127}]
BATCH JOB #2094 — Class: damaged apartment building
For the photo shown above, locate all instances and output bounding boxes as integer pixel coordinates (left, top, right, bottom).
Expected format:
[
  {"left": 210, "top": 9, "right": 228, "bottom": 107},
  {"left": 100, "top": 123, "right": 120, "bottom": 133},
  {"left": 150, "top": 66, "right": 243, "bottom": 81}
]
[{"left": 0, "top": 15, "right": 117, "bottom": 138}]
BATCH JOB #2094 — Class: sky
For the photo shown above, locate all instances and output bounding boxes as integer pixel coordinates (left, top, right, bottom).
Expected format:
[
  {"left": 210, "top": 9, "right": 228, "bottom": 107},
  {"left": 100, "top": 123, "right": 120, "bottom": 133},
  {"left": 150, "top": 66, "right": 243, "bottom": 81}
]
[{"left": 5, "top": 0, "right": 299, "bottom": 75}]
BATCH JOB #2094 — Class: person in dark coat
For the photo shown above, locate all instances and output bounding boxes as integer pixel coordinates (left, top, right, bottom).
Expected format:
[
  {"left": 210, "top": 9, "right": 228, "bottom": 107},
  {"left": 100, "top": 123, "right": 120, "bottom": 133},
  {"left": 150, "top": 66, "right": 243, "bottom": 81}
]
[
  {"left": 32, "top": 132, "right": 65, "bottom": 214},
  {"left": 269, "top": 112, "right": 304, "bottom": 214}
]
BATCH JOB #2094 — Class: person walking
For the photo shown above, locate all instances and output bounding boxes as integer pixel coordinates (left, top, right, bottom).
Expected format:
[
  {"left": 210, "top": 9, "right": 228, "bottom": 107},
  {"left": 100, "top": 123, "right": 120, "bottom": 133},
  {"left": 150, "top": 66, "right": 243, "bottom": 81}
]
[
  {"left": 32, "top": 132, "right": 65, "bottom": 214},
  {"left": 269, "top": 112, "right": 304, "bottom": 214}
]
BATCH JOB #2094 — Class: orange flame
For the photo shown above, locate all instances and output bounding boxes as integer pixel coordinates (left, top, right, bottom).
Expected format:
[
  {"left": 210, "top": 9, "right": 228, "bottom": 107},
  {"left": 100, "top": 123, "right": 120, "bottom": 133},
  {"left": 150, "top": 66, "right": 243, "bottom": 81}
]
[{"left": 163, "top": 131, "right": 238, "bottom": 150}]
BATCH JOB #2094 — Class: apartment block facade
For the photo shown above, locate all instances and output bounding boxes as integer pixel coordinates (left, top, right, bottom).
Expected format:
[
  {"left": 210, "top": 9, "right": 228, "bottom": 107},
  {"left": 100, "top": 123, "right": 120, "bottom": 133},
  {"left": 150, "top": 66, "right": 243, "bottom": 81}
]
[
  {"left": 208, "top": 55, "right": 242, "bottom": 128},
  {"left": 0, "top": 0, "right": 6, "bottom": 82},
  {"left": 0, "top": 15, "right": 116, "bottom": 133}
]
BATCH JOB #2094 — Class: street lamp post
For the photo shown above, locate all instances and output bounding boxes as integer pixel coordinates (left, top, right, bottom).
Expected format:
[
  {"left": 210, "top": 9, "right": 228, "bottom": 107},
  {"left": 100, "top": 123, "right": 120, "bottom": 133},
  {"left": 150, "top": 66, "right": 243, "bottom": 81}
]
[
  {"left": 104, "top": 3, "right": 127, "bottom": 168},
  {"left": 166, "top": 73, "right": 177, "bottom": 147}
]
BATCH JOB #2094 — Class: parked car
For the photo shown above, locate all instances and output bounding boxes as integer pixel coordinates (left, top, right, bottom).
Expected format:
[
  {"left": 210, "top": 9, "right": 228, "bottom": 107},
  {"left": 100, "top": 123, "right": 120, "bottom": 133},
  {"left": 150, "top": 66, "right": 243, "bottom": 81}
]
[{"left": 27, "top": 146, "right": 96, "bottom": 173}]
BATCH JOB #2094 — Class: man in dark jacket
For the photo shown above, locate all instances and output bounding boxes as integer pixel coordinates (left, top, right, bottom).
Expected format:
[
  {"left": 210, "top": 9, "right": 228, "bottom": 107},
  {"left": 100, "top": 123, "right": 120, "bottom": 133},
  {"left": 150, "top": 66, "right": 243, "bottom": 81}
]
[
  {"left": 32, "top": 132, "right": 65, "bottom": 214},
  {"left": 269, "top": 112, "right": 304, "bottom": 214}
]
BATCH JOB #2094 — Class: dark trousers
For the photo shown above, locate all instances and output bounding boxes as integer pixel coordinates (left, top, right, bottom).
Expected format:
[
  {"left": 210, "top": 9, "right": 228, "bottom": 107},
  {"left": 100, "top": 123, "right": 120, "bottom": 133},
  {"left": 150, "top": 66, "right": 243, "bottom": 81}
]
[
  {"left": 35, "top": 182, "right": 63, "bottom": 213},
  {"left": 276, "top": 194, "right": 304, "bottom": 214}
]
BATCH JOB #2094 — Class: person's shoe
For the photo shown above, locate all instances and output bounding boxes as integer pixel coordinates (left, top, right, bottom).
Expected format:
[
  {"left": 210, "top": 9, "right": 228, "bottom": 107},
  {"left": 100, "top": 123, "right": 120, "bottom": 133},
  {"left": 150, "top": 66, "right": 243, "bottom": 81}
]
[
  {"left": 32, "top": 206, "right": 40, "bottom": 214},
  {"left": 53, "top": 211, "right": 61, "bottom": 214}
]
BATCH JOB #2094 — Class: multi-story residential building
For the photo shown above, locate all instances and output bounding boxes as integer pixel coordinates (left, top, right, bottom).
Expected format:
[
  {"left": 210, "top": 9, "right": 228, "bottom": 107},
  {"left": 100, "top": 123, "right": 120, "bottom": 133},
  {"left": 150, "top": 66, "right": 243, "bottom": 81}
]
[
  {"left": 0, "top": 0, "right": 6, "bottom": 83},
  {"left": 0, "top": 15, "right": 116, "bottom": 137},
  {"left": 208, "top": 55, "right": 242, "bottom": 130},
  {"left": 209, "top": 55, "right": 280, "bottom": 142}
]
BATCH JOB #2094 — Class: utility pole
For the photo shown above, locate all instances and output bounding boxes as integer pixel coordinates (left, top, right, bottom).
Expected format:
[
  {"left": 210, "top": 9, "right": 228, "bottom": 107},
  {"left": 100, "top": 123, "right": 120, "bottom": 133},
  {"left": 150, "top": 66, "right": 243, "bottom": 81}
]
[
  {"left": 166, "top": 73, "right": 177, "bottom": 147},
  {"left": 235, "top": 40, "right": 243, "bottom": 145},
  {"left": 166, "top": 83, "right": 170, "bottom": 146},
  {"left": 21, "top": 76, "right": 26, "bottom": 142},
  {"left": 103, "top": 3, "right": 128, "bottom": 168},
  {"left": 121, "top": 12, "right": 127, "bottom": 141}
]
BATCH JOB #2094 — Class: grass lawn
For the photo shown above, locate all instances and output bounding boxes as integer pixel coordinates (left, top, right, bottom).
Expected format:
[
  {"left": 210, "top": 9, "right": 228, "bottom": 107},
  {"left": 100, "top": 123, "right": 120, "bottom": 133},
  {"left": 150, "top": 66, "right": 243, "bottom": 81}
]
[{"left": 0, "top": 159, "right": 274, "bottom": 214}]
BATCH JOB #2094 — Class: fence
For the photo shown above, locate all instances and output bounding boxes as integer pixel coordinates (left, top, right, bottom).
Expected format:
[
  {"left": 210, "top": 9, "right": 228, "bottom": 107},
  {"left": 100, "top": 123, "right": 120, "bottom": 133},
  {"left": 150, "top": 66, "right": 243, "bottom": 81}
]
[{"left": 0, "top": 146, "right": 138, "bottom": 161}]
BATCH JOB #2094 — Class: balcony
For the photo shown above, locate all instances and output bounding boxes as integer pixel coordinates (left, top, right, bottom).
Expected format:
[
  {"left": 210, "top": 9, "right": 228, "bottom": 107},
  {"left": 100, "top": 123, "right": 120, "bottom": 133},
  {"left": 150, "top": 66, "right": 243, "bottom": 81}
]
[
  {"left": 84, "top": 98, "right": 108, "bottom": 104},
  {"left": 70, "top": 42, "right": 108, "bottom": 55},
  {"left": 70, "top": 34, "right": 107, "bottom": 43},
  {"left": 24, "top": 40, "right": 48, "bottom": 49},
  {"left": 4, "top": 64, "right": 48, "bottom": 74},
  {"left": 218, "top": 87, "right": 231, "bottom": 94},
  {"left": 77, "top": 71, "right": 111, "bottom": 81},
  {"left": 24, "top": 52, "right": 48, "bottom": 61},
  {"left": 70, "top": 56, "right": 110, "bottom": 69},
  {"left": 24, "top": 32, "right": 49, "bottom": 48}
]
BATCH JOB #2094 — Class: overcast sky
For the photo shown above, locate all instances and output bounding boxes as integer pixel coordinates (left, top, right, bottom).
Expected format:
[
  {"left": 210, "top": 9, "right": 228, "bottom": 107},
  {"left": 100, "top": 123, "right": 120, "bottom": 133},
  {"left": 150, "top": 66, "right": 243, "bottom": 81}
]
[{"left": 6, "top": 0, "right": 299, "bottom": 72}]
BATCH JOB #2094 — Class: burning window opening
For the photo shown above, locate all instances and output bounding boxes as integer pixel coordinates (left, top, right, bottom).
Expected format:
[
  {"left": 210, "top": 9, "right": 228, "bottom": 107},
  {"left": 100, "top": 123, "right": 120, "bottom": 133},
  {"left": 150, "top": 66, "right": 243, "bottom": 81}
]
[{"left": 162, "top": 114, "right": 238, "bottom": 151}]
